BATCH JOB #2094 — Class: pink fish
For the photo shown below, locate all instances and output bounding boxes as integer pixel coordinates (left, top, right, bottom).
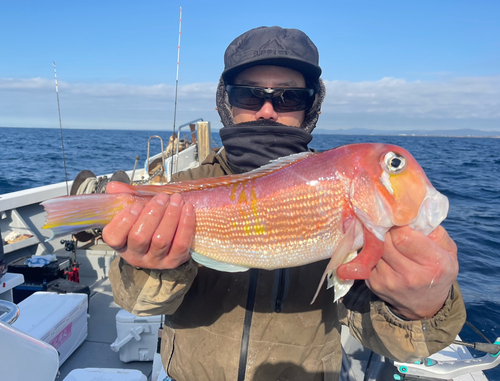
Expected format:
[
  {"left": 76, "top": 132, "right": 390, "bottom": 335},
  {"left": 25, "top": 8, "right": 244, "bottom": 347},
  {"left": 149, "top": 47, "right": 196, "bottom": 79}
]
[{"left": 42, "top": 143, "right": 448, "bottom": 301}]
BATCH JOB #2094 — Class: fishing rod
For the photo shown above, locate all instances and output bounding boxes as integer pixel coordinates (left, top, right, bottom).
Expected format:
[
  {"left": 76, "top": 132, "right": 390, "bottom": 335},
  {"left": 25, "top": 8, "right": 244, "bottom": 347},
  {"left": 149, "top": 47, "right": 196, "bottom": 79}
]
[
  {"left": 53, "top": 62, "right": 70, "bottom": 196},
  {"left": 169, "top": 6, "right": 182, "bottom": 177}
]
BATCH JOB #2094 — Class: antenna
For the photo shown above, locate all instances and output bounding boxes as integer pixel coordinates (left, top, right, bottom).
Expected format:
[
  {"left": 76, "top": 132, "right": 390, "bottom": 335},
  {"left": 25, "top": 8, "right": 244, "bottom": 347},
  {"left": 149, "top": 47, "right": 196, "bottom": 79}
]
[
  {"left": 53, "top": 62, "right": 70, "bottom": 195},
  {"left": 172, "top": 6, "right": 182, "bottom": 137}
]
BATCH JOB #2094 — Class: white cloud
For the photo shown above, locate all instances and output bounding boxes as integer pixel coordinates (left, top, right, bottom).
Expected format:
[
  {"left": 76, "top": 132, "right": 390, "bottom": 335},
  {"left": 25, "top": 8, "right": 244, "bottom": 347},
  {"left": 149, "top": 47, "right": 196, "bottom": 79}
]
[
  {"left": 0, "top": 77, "right": 53, "bottom": 90},
  {"left": 0, "top": 78, "right": 216, "bottom": 99},
  {"left": 322, "top": 76, "right": 500, "bottom": 120},
  {"left": 1, "top": 76, "right": 499, "bottom": 131},
  {"left": 0, "top": 78, "right": 219, "bottom": 129}
]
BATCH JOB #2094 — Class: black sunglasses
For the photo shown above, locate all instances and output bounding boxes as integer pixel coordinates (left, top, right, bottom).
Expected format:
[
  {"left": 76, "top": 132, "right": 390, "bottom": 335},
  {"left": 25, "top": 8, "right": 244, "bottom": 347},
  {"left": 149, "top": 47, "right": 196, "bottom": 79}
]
[{"left": 226, "top": 85, "right": 315, "bottom": 112}]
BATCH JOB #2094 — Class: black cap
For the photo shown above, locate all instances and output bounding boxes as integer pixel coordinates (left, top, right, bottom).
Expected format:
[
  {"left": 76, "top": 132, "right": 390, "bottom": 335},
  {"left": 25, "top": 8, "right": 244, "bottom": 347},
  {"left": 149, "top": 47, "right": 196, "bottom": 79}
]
[{"left": 222, "top": 26, "right": 321, "bottom": 84}]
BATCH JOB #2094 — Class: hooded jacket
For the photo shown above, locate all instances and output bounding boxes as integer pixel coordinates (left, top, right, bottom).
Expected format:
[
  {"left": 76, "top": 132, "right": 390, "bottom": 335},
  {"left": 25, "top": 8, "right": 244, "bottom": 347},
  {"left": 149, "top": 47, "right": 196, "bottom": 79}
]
[
  {"left": 109, "top": 73, "right": 466, "bottom": 381},
  {"left": 109, "top": 153, "right": 466, "bottom": 381}
]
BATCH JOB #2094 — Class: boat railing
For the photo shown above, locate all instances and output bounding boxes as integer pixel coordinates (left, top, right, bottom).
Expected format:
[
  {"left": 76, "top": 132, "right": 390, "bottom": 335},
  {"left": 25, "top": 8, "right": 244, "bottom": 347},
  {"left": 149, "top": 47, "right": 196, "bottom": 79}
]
[
  {"left": 141, "top": 119, "right": 211, "bottom": 183},
  {"left": 0, "top": 300, "right": 19, "bottom": 324},
  {"left": 173, "top": 118, "right": 211, "bottom": 173},
  {"left": 145, "top": 135, "right": 166, "bottom": 182}
]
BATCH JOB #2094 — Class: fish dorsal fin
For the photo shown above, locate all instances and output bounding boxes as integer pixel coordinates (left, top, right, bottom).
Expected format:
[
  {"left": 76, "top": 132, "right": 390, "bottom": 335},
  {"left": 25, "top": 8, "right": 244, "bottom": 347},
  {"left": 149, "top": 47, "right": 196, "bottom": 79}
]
[{"left": 128, "top": 151, "right": 315, "bottom": 195}]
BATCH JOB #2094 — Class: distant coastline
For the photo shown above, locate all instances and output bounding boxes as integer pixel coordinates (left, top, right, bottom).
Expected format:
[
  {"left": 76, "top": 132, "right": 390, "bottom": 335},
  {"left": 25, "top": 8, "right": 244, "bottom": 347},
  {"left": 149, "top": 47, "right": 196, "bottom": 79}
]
[
  {"left": 312, "top": 128, "right": 500, "bottom": 138},
  {"left": 1, "top": 125, "right": 499, "bottom": 138}
]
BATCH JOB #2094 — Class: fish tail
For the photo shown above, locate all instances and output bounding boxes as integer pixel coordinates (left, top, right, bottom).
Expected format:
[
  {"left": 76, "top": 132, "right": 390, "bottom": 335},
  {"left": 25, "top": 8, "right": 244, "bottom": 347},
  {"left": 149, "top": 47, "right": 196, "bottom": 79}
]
[{"left": 41, "top": 193, "right": 136, "bottom": 240}]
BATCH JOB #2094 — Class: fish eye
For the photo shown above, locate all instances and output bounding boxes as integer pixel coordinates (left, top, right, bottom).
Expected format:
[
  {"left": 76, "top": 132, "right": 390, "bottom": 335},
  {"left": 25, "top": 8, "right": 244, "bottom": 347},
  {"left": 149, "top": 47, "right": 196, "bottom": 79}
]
[{"left": 383, "top": 152, "right": 406, "bottom": 173}]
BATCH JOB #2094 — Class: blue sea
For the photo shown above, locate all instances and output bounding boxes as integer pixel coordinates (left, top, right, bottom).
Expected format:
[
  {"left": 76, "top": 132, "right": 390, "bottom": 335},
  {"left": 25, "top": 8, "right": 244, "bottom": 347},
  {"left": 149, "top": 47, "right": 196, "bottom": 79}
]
[{"left": 1, "top": 127, "right": 500, "bottom": 379}]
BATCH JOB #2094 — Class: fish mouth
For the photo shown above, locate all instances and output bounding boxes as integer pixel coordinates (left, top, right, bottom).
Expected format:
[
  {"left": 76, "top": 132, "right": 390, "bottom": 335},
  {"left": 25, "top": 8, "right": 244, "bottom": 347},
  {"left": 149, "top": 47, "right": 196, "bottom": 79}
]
[{"left": 408, "top": 186, "right": 449, "bottom": 235}]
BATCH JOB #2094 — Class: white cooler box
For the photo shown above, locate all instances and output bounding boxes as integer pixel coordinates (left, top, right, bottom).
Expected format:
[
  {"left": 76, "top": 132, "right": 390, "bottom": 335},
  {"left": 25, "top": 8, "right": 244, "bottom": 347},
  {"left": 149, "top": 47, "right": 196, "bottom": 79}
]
[
  {"left": 12, "top": 291, "right": 88, "bottom": 365},
  {"left": 63, "top": 368, "right": 147, "bottom": 381},
  {"left": 111, "top": 308, "right": 162, "bottom": 363}
]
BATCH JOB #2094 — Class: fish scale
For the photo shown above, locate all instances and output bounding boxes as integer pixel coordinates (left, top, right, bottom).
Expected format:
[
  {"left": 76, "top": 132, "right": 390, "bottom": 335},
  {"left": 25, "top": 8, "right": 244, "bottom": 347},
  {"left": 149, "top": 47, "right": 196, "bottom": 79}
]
[{"left": 186, "top": 174, "right": 353, "bottom": 269}]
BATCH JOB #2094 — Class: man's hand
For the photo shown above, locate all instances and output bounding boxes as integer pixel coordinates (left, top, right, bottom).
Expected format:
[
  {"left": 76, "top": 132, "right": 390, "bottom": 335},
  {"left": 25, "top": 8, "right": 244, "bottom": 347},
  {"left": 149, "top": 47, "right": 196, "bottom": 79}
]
[
  {"left": 102, "top": 192, "right": 196, "bottom": 270},
  {"left": 366, "top": 225, "right": 459, "bottom": 320}
]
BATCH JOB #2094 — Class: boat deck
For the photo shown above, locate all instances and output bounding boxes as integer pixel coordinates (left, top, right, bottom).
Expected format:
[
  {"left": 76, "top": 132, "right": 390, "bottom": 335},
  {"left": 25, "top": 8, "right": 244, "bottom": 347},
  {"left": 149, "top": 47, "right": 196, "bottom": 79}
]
[
  {"left": 58, "top": 276, "right": 154, "bottom": 380},
  {"left": 4, "top": 238, "right": 493, "bottom": 381}
]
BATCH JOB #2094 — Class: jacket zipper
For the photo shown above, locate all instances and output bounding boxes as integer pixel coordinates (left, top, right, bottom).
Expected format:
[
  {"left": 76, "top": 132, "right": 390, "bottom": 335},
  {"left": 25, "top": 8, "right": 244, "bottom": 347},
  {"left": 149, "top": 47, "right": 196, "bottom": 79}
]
[
  {"left": 237, "top": 269, "right": 259, "bottom": 381},
  {"left": 275, "top": 269, "right": 286, "bottom": 313}
]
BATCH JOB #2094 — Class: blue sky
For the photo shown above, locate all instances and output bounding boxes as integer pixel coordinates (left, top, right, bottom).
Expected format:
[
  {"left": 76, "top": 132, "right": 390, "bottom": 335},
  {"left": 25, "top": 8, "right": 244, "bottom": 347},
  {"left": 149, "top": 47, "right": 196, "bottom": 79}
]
[{"left": 1, "top": 0, "right": 499, "bottom": 131}]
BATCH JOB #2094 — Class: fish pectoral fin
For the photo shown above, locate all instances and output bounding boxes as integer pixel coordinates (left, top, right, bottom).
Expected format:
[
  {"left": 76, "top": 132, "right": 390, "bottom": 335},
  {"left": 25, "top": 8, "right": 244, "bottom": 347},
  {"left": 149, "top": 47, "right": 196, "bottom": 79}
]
[
  {"left": 336, "top": 226, "right": 384, "bottom": 280},
  {"left": 329, "top": 251, "right": 358, "bottom": 303},
  {"left": 311, "top": 219, "right": 357, "bottom": 304},
  {"left": 190, "top": 251, "right": 250, "bottom": 273}
]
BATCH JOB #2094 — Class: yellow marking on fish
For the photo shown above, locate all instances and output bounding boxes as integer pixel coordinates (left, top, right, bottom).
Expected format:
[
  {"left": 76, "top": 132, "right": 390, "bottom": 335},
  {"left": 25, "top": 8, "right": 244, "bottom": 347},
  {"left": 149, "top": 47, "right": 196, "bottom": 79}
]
[
  {"left": 244, "top": 224, "right": 252, "bottom": 235},
  {"left": 250, "top": 186, "right": 259, "bottom": 218},
  {"left": 254, "top": 224, "right": 266, "bottom": 235},
  {"left": 239, "top": 187, "right": 247, "bottom": 203},
  {"left": 44, "top": 219, "right": 101, "bottom": 229},
  {"left": 44, "top": 203, "right": 124, "bottom": 229},
  {"left": 232, "top": 181, "right": 250, "bottom": 236},
  {"left": 250, "top": 184, "right": 266, "bottom": 235},
  {"left": 230, "top": 183, "right": 239, "bottom": 202}
]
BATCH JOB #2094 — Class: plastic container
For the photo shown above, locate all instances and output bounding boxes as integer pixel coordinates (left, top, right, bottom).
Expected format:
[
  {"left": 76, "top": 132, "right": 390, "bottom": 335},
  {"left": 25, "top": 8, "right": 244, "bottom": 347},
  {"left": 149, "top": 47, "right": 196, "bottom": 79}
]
[
  {"left": 0, "top": 320, "right": 59, "bottom": 381},
  {"left": 7, "top": 255, "right": 71, "bottom": 283},
  {"left": 12, "top": 291, "right": 88, "bottom": 365},
  {"left": 63, "top": 368, "right": 147, "bottom": 381},
  {"left": 12, "top": 281, "right": 48, "bottom": 303},
  {"left": 0, "top": 272, "right": 25, "bottom": 302},
  {"left": 47, "top": 278, "right": 90, "bottom": 296},
  {"left": 110, "top": 308, "right": 162, "bottom": 362}
]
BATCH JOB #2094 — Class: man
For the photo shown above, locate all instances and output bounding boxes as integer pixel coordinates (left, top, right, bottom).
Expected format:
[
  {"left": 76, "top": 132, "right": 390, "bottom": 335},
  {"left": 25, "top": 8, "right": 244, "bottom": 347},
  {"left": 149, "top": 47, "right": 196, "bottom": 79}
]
[{"left": 105, "top": 26, "right": 465, "bottom": 381}]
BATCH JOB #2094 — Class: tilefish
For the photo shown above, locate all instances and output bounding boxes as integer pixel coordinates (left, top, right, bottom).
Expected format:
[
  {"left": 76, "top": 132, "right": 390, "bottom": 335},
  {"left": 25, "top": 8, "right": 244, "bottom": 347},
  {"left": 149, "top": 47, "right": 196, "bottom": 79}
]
[{"left": 42, "top": 143, "right": 448, "bottom": 302}]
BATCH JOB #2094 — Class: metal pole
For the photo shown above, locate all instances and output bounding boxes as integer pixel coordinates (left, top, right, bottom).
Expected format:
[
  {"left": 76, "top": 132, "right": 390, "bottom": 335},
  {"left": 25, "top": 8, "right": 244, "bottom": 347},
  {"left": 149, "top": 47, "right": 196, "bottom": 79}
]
[{"left": 53, "top": 62, "right": 70, "bottom": 195}]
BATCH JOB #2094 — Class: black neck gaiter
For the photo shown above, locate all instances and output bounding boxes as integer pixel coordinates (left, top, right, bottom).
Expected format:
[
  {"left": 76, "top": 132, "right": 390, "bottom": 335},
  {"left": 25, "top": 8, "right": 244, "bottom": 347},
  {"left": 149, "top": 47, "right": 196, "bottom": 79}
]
[{"left": 219, "top": 120, "right": 313, "bottom": 174}]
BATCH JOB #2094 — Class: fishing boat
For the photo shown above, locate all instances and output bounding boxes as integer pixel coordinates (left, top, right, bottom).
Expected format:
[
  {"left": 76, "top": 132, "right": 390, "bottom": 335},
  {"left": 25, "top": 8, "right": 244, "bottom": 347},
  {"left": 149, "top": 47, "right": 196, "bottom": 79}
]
[{"left": 1, "top": 119, "right": 499, "bottom": 381}]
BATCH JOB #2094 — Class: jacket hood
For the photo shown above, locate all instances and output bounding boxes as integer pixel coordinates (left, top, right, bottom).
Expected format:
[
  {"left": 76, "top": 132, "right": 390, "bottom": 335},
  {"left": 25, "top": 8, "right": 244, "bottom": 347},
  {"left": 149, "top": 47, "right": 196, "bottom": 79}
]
[{"left": 216, "top": 76, "right": 326, "bottom": 133}]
